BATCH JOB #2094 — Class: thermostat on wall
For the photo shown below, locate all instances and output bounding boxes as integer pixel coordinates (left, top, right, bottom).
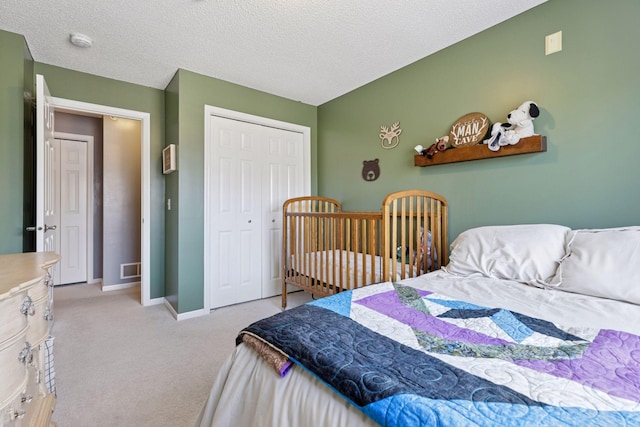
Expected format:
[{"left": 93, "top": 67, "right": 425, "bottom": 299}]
[{"left": 163, "top": 144, "right": 177, "bottom": 174}]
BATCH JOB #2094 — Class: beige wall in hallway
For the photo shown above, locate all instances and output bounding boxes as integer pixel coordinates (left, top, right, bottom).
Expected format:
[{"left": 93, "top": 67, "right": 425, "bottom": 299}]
[{"left": 103, "top": 117, "right": 142, "bottom": 287}]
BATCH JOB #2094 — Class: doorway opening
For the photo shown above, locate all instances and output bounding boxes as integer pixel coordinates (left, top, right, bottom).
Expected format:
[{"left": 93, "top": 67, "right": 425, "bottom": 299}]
[
  {"left": 53, "top": 114, "right": 142, "bottom": 292},
  {"left": 49, "top": 97, "right": 152, "bottom": 306}
]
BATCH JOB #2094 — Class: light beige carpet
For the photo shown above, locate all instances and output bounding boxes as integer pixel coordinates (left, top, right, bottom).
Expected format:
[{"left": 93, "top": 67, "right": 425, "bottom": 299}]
[{"left": 50, "top": 284, "right": 311, "bottom": 427}]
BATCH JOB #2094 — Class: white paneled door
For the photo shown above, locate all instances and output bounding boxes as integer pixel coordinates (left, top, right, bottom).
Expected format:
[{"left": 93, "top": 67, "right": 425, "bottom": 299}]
[
  {"left": 261, "top": 126, "right": 305, "bottom": 298},
  {"left": 35, "top": 75, "right": 59, "bottom": 257},
  {"left": 209, "top": 116, "right": 263, "bottom": 308},
  {"left": 57, "top": 139, "right": 88, "bottom": 284},
  {"left": 206, "top": 113, "right": 307, "bottom": 309}
]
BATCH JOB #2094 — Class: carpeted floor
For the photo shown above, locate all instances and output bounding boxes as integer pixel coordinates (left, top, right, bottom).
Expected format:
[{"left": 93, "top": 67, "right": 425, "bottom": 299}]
[{"left": 49, "top": 283, "right": 311, "bottom": 426}]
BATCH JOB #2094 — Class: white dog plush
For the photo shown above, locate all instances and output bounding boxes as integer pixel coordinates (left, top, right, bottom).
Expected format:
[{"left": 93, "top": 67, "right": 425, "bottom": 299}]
[{"left": 484, "top": 101, "right": 540, "bottom": 151}]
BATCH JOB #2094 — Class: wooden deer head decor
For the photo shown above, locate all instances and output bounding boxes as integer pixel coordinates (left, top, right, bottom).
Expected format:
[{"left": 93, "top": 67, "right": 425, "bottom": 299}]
[{"left": 379, "top": 121, "right": 402, "bottom": 149}]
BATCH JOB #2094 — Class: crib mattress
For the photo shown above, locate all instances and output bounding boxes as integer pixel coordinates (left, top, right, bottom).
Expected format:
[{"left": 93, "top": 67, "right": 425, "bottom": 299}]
[{"left": 290, "top": 250, "right": 416, "bottom": 287}]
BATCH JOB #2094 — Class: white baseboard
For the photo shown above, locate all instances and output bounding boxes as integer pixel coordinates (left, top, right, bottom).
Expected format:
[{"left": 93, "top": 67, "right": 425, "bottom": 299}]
[
  {"left": 102, "top": 281, "right": 140, "bottom": 292},
  {"left": 146, "top": 297, "right": 165, "bottom": 306},
  {"left": 163, "top": 298, "right": 206, "bottom": 321}
]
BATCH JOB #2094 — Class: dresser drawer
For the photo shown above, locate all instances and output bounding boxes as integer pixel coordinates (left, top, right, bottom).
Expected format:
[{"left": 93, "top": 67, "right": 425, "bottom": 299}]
[
  {"left": 25, "top": 295, "right": 50, "bottom": 348},
  {"left": 0, "top": 328, "right": 29, "bottom": 410},
  {"left": 27, "top": 279, "right": 49, "bottom": 304},
  {"left": 0, "top": 291, "right": 29, "bottom": 344}
]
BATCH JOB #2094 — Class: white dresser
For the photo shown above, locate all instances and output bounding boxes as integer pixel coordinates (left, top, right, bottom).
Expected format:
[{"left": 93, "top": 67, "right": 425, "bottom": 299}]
[{"left": 0, "top": 252, "right": 59, "bottom": 427}]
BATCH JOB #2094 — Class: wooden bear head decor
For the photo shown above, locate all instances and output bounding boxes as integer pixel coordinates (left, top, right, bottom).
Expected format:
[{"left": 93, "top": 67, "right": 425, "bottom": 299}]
[{"left": 362, "top": 159, "right": 380, "bottom": 181}]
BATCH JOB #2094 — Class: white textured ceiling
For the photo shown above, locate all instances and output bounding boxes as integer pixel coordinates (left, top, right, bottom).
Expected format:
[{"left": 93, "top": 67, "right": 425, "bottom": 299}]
[{"left": 1, "top": 0, "right": 545, "bottom": 106}]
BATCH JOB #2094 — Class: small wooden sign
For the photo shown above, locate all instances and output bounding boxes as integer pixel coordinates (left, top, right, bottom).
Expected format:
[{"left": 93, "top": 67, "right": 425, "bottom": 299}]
[{"left": 449, "top": 112, "right": 490, "bottom": 148}]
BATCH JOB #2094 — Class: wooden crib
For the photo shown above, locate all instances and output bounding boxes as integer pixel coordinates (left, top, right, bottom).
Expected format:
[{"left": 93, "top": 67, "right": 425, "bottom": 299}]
[{"left": 282, "top": 190, "right": 448, "bottom": 308}]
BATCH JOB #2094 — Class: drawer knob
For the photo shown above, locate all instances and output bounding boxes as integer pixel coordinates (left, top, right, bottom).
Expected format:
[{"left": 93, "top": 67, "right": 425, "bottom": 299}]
[
  {"left": 45, "top": 271, "right": 55, "bottom": 287},
  {"left": 11, "top": 409, "right": 26, "bottom": 421},
  {"left": 18, "top": 342, "right": 33, "bottom": 365},
  {"left": 20, "top": 296, "right": 36, "bottom": 316}
]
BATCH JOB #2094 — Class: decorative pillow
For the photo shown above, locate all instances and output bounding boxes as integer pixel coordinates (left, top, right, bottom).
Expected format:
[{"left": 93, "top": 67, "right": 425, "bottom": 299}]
[
  {"left": 551, "top": 227, "right": 640, "bottom": 305},
  {"left": 443, "top": 224, "right": 570, "bottom": 284}
]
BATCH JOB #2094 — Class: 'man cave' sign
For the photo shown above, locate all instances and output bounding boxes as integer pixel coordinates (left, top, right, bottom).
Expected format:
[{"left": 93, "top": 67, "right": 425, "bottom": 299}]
[{"left": 449, "top": 112, "right": 490, "bottom": 148}]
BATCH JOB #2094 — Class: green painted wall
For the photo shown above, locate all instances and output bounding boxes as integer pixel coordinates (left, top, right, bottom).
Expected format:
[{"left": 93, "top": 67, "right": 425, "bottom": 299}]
[
  {"left": 33, "top": 63, "right": 167, "bottom": 299},
  {"left": 166, "top": 69, "right": 317, "bottom": 313},
  {"left": 164, "top": 73, "right": 180, "bottom": 309},
  {"left": 0, "top": 30, "right": 30, "bottom": 254},
  {"left": 317, "top": 0, "right": 640, "bottom": 242}
]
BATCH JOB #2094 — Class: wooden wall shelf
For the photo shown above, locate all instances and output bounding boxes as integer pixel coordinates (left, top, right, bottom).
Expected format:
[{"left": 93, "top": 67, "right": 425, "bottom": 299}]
[{"left": 414, "top": 135, "right": 547, "bottom": 167}]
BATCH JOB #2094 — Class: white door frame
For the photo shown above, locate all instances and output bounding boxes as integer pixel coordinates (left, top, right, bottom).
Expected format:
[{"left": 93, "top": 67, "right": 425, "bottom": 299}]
[
  {"left": 203, "top": 105, "right": 311, "bottom": 313},
  {"left": 51, "top": 96, "right": 153, "bottom": 306},
  {"left": 54, "top": 132, "right": 94, "bottom": 285}
]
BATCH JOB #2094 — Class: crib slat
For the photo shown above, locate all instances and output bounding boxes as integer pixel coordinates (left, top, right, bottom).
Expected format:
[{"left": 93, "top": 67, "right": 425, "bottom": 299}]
[
  {"left": 433, "top": 198, "right": 438, "bottom": 271},
  {"left": 368, "top": 219, "right": 376, "bottom": 286}
]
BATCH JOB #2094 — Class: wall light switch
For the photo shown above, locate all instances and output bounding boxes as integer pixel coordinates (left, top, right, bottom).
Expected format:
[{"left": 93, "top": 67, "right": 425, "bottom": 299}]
[{"left": 545, "top": 31, "right": 562, "bottom": 55}]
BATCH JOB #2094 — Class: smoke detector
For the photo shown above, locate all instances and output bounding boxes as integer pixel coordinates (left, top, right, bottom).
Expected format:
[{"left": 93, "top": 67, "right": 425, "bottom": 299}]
[{"left": 70, "top": 33, "right": 93, "bottom": 48}]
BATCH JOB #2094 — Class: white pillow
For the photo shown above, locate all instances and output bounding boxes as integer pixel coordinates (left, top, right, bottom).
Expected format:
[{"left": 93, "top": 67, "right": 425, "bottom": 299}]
[
  {"left": 443, "top": 224, "right": 570, "bottom": 284},
  {"left": 552, "top": 227, "right": 640, "bottom": 304}
]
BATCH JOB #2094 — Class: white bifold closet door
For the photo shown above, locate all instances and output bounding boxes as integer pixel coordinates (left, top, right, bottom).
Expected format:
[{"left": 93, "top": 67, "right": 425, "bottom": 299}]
[{"left": 207, "top": 115, "right": 305, "bottom": 309}]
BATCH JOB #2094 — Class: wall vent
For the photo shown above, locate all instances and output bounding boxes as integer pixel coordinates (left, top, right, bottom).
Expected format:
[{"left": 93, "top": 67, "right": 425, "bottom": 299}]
[{"left": 120, "top": 262, "right": 141, "bottom": 279}]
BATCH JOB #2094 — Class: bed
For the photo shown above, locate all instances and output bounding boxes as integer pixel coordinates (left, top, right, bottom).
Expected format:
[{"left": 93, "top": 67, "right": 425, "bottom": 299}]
[
  {"left": 196, "top": 224, "right": 640, "bottom": 427},
  {"left": 281, "top": 190, "right": 448, "bottom": 308}
]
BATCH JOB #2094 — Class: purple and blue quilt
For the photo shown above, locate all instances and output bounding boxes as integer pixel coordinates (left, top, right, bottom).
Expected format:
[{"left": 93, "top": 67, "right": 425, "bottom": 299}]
[{"left": 238, "top": 282, "right": 640, "bottom": 426}]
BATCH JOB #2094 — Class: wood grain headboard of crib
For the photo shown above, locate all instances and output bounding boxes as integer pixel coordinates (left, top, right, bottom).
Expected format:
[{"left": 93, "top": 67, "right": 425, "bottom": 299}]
[{"left": 282, "top": 190, "right": 448, "bottom": 308}]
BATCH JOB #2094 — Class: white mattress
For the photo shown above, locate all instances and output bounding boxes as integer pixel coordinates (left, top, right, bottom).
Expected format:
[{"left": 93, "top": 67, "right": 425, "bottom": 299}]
[
  {"left": 195, "top": 271, "right": 640, "bottom": 427},
  {"left": 291, "top": 250, "right": 416, "bottom": 286}
]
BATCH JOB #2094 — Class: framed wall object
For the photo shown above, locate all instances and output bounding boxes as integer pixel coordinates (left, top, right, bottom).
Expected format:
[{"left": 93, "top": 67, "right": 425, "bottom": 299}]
[{"left": 163, "top": 144, "right": 176, "bottom": 174}]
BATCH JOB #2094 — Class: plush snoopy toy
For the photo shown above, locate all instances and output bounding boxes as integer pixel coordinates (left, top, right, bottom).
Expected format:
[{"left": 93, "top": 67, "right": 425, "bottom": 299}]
[{"left": 484, "top": 101, "right": 540, "bottom": 151}]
